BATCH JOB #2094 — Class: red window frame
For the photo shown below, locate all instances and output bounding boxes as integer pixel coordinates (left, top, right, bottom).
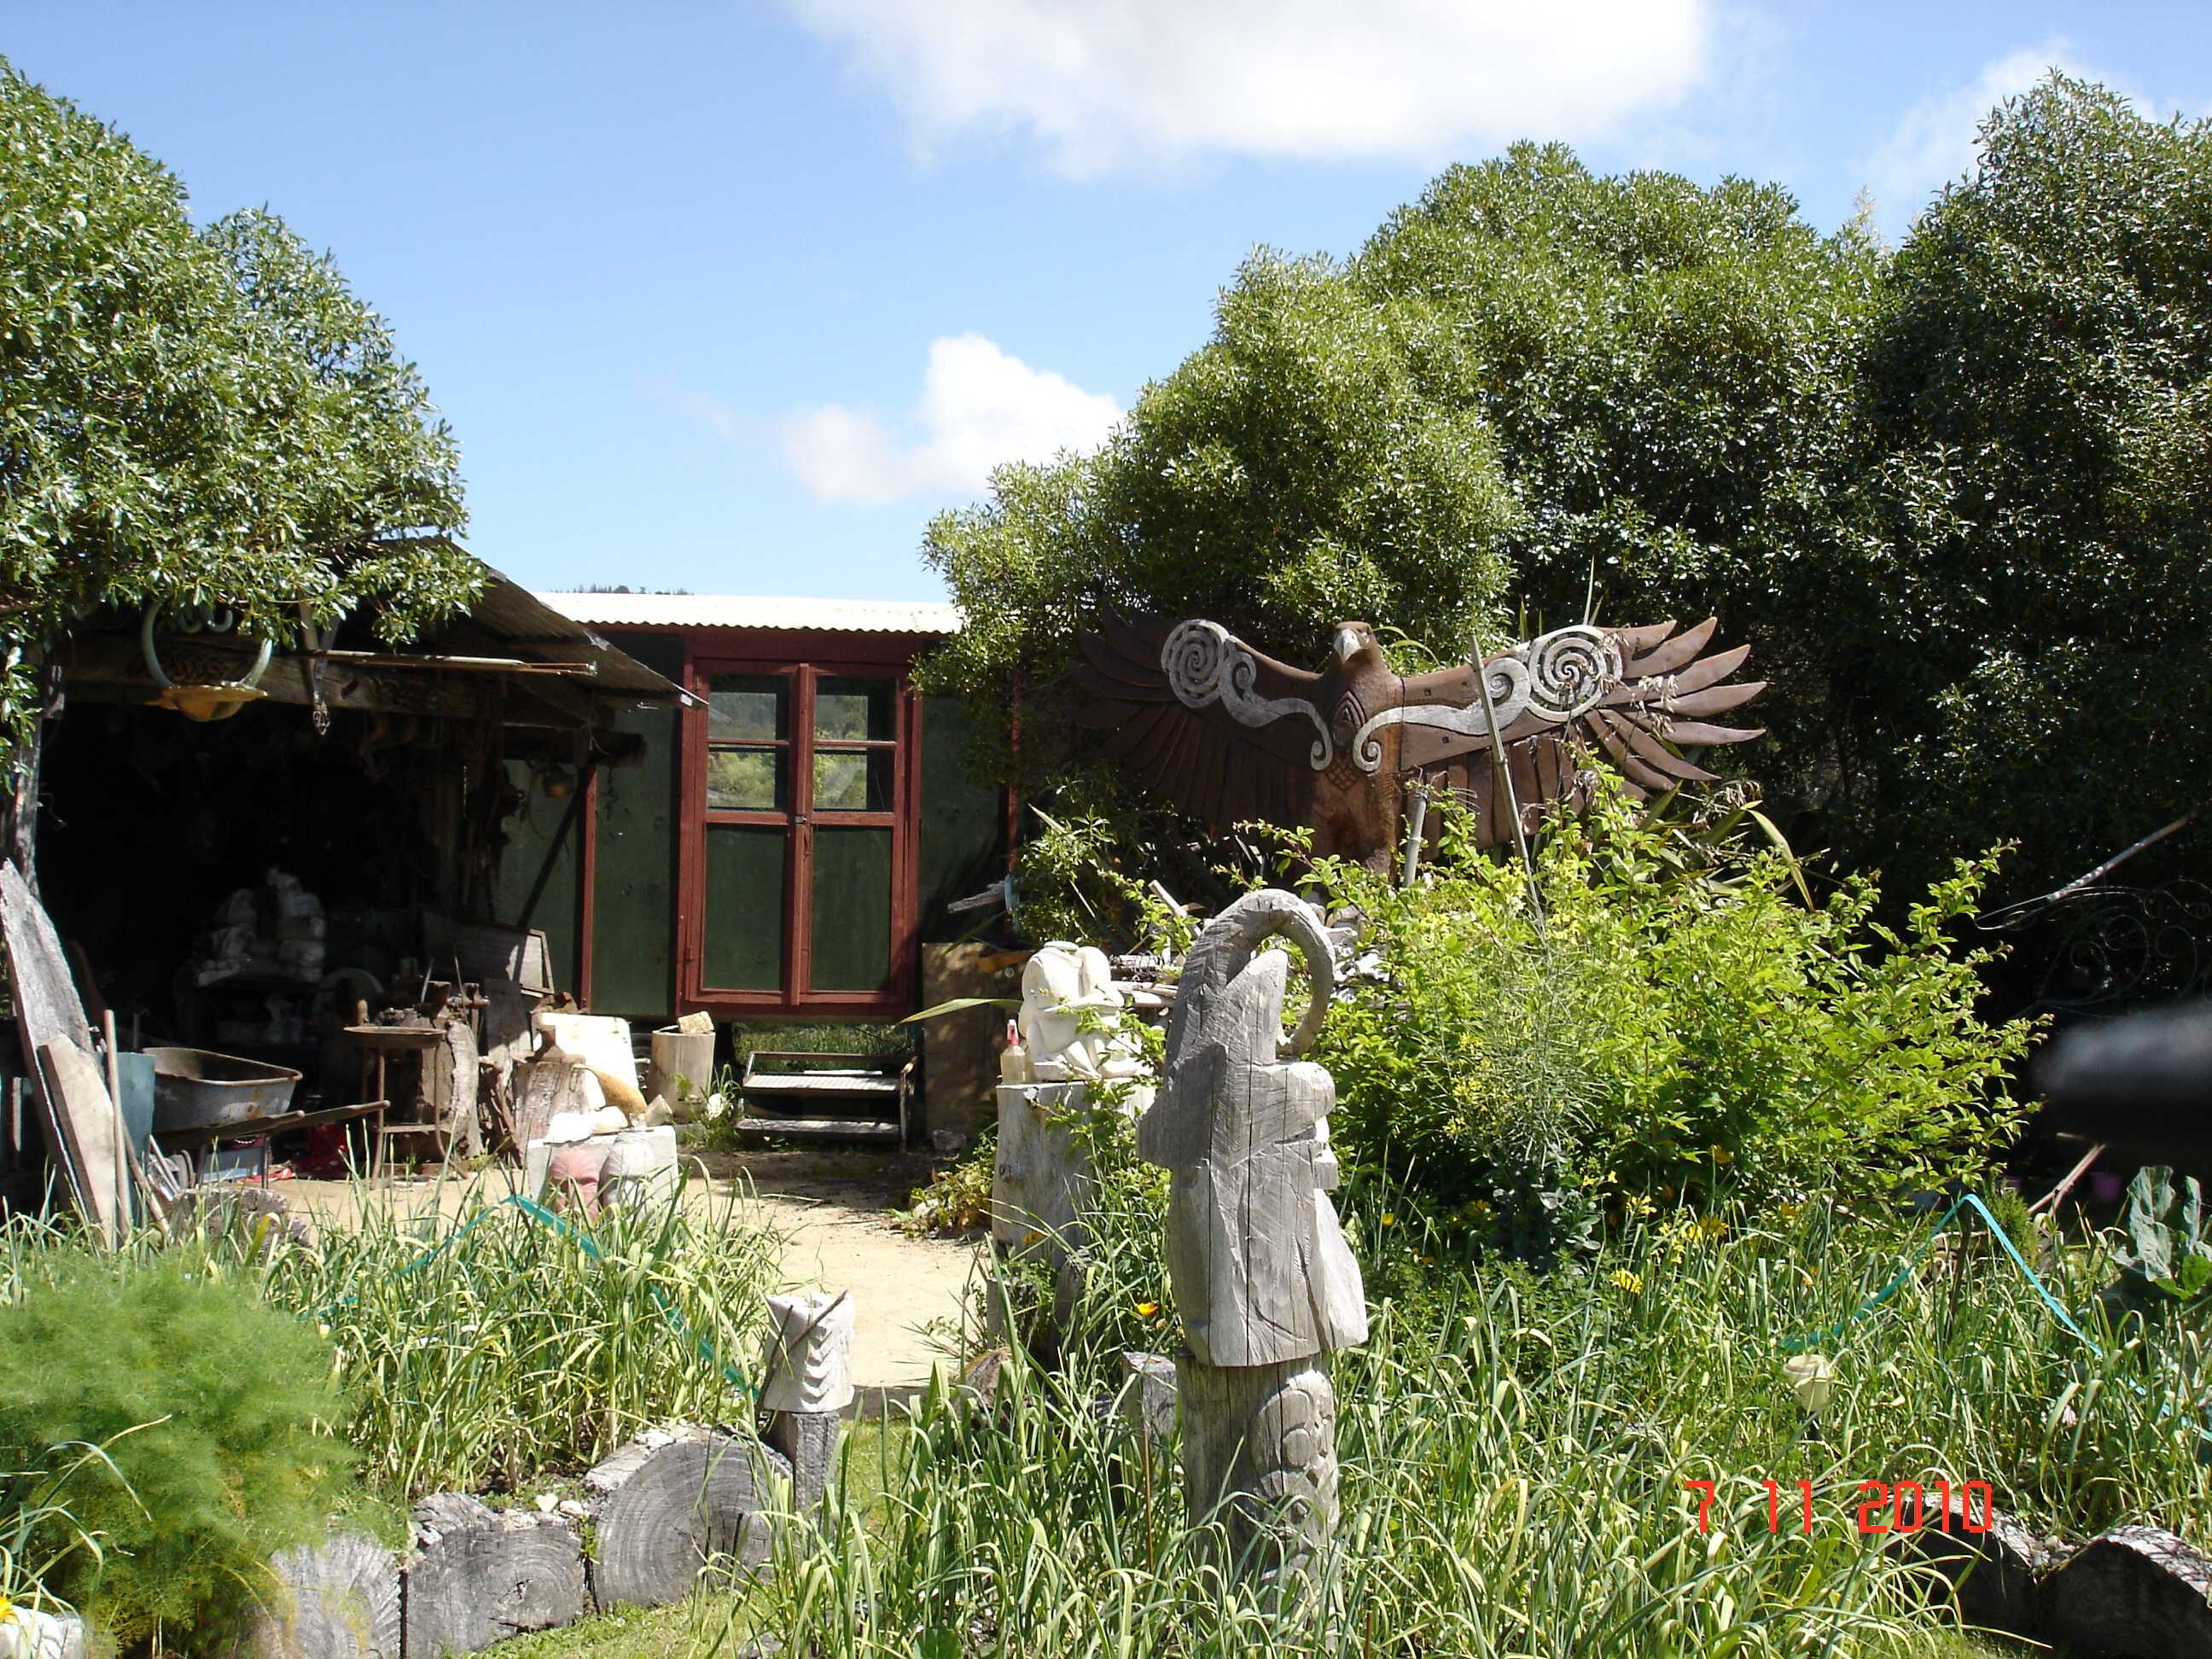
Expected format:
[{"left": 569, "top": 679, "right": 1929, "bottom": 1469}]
[{"left": 676, "top": 638, "right": 922, "bottom": 1018}]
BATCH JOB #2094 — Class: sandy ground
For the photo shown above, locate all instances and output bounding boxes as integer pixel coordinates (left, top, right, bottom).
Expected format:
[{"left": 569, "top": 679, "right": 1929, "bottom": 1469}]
[{"left": 285, "top": 1144, "right": 982, "bottom": 1398}]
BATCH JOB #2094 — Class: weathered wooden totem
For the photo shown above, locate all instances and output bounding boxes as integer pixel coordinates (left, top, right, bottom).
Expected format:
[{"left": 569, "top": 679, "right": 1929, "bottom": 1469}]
[{"left": 1136, "top": 888, "right": 1366, "bottom": 1587}]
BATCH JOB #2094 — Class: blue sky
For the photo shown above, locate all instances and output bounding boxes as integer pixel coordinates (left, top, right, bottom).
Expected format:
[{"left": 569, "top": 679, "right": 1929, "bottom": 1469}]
[{"left": 7, "top": 3, "right": 2207, "bottom": 601}]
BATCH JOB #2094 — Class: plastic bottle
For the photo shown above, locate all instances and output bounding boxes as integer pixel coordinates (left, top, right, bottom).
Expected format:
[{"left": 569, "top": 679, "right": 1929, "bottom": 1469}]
[{"left": 998, "top": 1017, "right": 1029, "bottom": 1086}]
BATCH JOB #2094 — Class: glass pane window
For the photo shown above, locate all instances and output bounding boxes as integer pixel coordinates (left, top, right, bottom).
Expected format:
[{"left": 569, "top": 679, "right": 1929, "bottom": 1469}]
[
  {"left": 704, "top": 825, "right": 785, "bottom": 991},
  {"left": 814, "top": 678, "right": 894, "bottom": 743},
  {"left": 812, "top": 749, "right": 893, "bottom": 813},
  {"left": 709, "top": 675, "right": 787, "bottom": 742},
  {"left": 809, "top": 826, "right": 893, "bottom": 992},
  {"left": 707, "top": 747, "right": 785, "bottom": 812}
]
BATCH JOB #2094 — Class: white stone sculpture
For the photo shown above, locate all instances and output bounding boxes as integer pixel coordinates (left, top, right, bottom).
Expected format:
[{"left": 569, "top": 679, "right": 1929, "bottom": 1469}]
[
  {"left": 1017, "top": 941, "right": 1144, "bottom": 1082},
  {"left": 758, "top": 1290, "right": 856, "bottom": 1415},
  {"left": 1136, "top": 888, "right": 1366, "bottom": 1588}
]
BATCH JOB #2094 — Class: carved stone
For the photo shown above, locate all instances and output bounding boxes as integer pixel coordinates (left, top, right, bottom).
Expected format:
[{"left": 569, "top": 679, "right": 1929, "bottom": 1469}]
[
  {"left": 1018, "top": 943, "right": 1143, "bottom": 1082},
  {"left": 1137, "top": 888, "right": 1365, "bottom": 1588}
]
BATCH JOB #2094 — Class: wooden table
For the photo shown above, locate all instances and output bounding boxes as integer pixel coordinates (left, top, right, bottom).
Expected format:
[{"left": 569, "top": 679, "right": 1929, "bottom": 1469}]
[{"left": 343, "top": 1024, "right": 455, "bottom": 1173}]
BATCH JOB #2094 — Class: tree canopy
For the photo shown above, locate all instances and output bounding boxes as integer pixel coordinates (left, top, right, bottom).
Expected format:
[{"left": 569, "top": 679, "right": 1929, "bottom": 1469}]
[
  {"left": 0, "top": 58, "right": 478, "bottom": 754},
  {"left": 923, "top": 76, "right": 2212, "bottom": 919}
]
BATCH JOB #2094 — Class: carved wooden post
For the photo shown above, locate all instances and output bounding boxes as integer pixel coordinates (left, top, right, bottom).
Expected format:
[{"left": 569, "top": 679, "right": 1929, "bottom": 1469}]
[
  {"left": 759, "top": 1290, "right": 854, "bottom": 1509},
  {"left": 1136, "top": 889, "right": 1365, "bottom": 1591}
]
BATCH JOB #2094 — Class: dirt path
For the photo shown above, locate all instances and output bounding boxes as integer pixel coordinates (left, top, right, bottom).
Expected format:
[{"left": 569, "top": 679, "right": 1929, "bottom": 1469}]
[{"left": 286, "top": 1144, "right": 981, "bottom": 1396}]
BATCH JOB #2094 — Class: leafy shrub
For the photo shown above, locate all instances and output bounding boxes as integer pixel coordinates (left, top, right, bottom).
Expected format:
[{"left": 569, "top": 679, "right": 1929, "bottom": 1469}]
[
  {"left": 2110, "top": 1166, "right": 2211, "bottom": 1312},
  {"left": 1307, "top": 788, "right": 2034, "bottom": 1253},
  {"left": 0, "top": 1252, "right": 353, "bottom": 1648}
]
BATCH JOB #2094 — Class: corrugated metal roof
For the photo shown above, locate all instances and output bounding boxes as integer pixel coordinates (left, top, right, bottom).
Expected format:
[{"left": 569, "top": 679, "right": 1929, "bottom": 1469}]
[
  {"left": 536, "top": 591, "right": 963, "bottom": 635},
  {"left": 469, "top": 568, "right": 688, "bottom": 702}
]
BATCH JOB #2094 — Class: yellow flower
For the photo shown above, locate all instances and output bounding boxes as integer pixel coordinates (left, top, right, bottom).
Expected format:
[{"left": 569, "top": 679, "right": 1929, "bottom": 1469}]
[
  {"left": 1608, "top": 1268, "right": 1644, "bottom": 1295},
  {"left": 0, "top": 1593, "right": 15, "bottom": 1625},
  {"left": 1379, "top": 1214, "right": 1395, "bottom": 1228},
  {"left": 1134, "top": 1301, "right": 1158, "bottom": 1318},
  {"left": 1709, "top": 1145, "right": 1734, "bottom": 1165},
  {"left": 1696, "top": 1216, "right": 1729, "bottom": 1242}
]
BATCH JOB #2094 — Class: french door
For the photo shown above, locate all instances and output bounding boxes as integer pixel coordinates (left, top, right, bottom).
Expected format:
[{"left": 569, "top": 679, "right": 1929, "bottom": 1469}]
[{"left": 678, "top": 655, "right": 918, "bottom": 1016}]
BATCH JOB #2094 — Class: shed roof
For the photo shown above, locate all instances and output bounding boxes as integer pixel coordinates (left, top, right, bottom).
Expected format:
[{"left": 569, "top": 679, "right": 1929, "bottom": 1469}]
[{"left": 536, "top": 591, "right": 963, "bottom": 636}]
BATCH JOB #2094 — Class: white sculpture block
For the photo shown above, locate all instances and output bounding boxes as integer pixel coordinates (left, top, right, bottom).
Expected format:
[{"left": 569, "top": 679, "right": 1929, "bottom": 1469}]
[
  {"left": 759, "top": 1290, "right": 856, "bottom": 1415},
  {"left": 1018, "top": 941, "right": 1144, "bottom": 1082}
]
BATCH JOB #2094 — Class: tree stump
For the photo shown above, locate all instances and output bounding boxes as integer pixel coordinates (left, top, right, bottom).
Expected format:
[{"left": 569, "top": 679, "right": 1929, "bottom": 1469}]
[
  {"left": 582, "top": 1424, "right": 788, "bottom": 1610},
  {"left": 401, "top": 1495, "right": 583, "bottom": 1656},
  {"left": 1885, "top": 1492, "right": 2049, "bottom": 1640},
  {"left": 2036, "top": 1525, "right": 2212, "bottom": 1657},
  {"left": 237, "top": 1532, "right": 399, "bottom": 1659}
]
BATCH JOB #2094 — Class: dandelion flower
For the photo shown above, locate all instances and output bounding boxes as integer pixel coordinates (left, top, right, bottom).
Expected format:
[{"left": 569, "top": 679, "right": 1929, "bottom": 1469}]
[
  {"left": 0, "top": 1594, "right": 15, "bottom": 1625},
  {"left": 1379, "top": 1214, "right": 1395, "bottom": 1228},
  {"left": 1134, "top": 1301, "right": 1158, "bottom": 1318},
  {"left": 1609, "top": 1268, "right": 1644, "bottom": 1295}
]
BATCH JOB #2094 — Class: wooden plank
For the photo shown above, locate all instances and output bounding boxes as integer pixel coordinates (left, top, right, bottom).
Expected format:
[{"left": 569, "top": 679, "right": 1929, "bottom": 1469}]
[
  {"left": 39, "top": 1040, "right": 123, "bottom": 1247},
  {"left": 727, "top": 1117, "right": 901, "bottom": 1143},
  {"left": 742, "top": 1071, "right": 899, "bottom": 1092},
  {"left": 1, "top": 862, "right": 95, "bottom": 1213}
]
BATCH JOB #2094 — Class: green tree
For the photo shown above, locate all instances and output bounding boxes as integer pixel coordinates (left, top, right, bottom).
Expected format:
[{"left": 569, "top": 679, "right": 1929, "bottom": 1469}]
[
  {"left": 920, "top": 146, "right": 1879, "bottom": 930},
  {"left": 1842, "top": 78, "right": 2212, "bottom": 899},
  {"left": 0, "top": 60, "right": 477, "bottom": 853}
]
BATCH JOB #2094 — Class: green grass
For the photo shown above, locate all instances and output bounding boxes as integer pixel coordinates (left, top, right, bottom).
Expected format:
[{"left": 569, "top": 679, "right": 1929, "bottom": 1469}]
[
  {"left": 682, "top": 1193, "right": 2203, "bottom": 1658},
  {"left": 253, "top": 1177, "right": 783, "bottom": 1499}
]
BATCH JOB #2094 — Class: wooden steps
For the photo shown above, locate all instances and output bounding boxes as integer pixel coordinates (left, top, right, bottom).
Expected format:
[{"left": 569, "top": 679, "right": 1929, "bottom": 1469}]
[{"left": 736, "top": 1051, "right": 915, "bottom": 1147}]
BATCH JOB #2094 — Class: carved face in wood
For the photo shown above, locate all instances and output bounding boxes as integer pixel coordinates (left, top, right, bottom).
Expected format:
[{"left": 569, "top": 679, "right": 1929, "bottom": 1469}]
[{"left": 1137, "top": 890, "right": 1368, "bottom": 1369}]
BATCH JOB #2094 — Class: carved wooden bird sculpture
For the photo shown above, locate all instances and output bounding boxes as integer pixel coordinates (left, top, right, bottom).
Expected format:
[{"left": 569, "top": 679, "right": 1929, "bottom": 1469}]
[{"left": 1071, "top": 614, "right": 1765, "bottom": 870}]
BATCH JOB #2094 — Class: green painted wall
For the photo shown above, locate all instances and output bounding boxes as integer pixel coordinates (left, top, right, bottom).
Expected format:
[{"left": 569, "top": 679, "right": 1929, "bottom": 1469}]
[
  {"left": 917, "top": 695, "right": 1006, "bottom": 942},
  {"left": 588, "top": 631, "right": 683, "bottom": 1016},
  {"left": 492, "top": 763, "right": 585, "bottom": 994}
]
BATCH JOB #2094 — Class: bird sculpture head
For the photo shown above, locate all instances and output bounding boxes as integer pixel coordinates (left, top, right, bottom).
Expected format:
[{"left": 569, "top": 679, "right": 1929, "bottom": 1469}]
[{"left": 1329, "top": 621, "right": 1382, "bottom": 667}]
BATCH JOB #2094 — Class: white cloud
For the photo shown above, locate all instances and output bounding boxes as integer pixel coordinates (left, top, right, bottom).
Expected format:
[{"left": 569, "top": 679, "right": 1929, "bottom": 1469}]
[
  {"left": 780, "top": 0, "right": 1714, "bottom": 175},
  {"left": 778, "top": 333, "right": 1121, "bottom": 505},
  {"left": 1863, "top": 42, "right": 2151, "bottom": 230}
]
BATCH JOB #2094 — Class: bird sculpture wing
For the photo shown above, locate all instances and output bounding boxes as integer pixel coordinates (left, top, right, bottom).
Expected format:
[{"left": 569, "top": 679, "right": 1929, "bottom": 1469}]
[
  {"left": 1069, "top": 613, "right": 1328, "bottom": 833},
  {"left": 1390, "top": 617, "right": 1765, "bottom": 797}
]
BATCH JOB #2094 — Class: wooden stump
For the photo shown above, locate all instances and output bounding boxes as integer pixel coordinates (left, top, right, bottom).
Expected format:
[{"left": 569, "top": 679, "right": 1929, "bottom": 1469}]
[
  {"left": 1175, "top": 1353, "right": 1339, "bottom": 1590},
  {"left": 401, "top": 1495, "right": 583, "bottom": 1656},
  {"left": 582, "top": 1424, "right": 788, "bottom": 1610},
  {"left": 2036, "top": 1525, "right": 2212, "bottom": 1658},
  {"left": 1885, "top": 1492, "right": 2049, "bottom": 1640},
  {"left": 238, "top": 1532, "right": 399, "bottom": 1659}
]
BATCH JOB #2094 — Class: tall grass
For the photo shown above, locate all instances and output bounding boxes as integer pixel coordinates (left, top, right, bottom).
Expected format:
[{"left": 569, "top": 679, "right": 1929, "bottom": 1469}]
[
  {"left": 694, "top": 1190, "right": 2206, "bottom": 1658},
  {"left": 251, "top": 1176, "right": 783, "bottom": 1498},
  {"left": 2, "top": 1174, "right": 784, "bottom": 1505}
]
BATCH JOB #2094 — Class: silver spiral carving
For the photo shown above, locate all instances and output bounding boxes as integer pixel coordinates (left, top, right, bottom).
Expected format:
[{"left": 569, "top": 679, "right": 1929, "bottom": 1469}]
[
  {"left": 1522, "top": 626, "right": 1621, "bottom": 723},
  {"left": 1161, "top": 620, "right": 1333, "bottom": 769}
]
